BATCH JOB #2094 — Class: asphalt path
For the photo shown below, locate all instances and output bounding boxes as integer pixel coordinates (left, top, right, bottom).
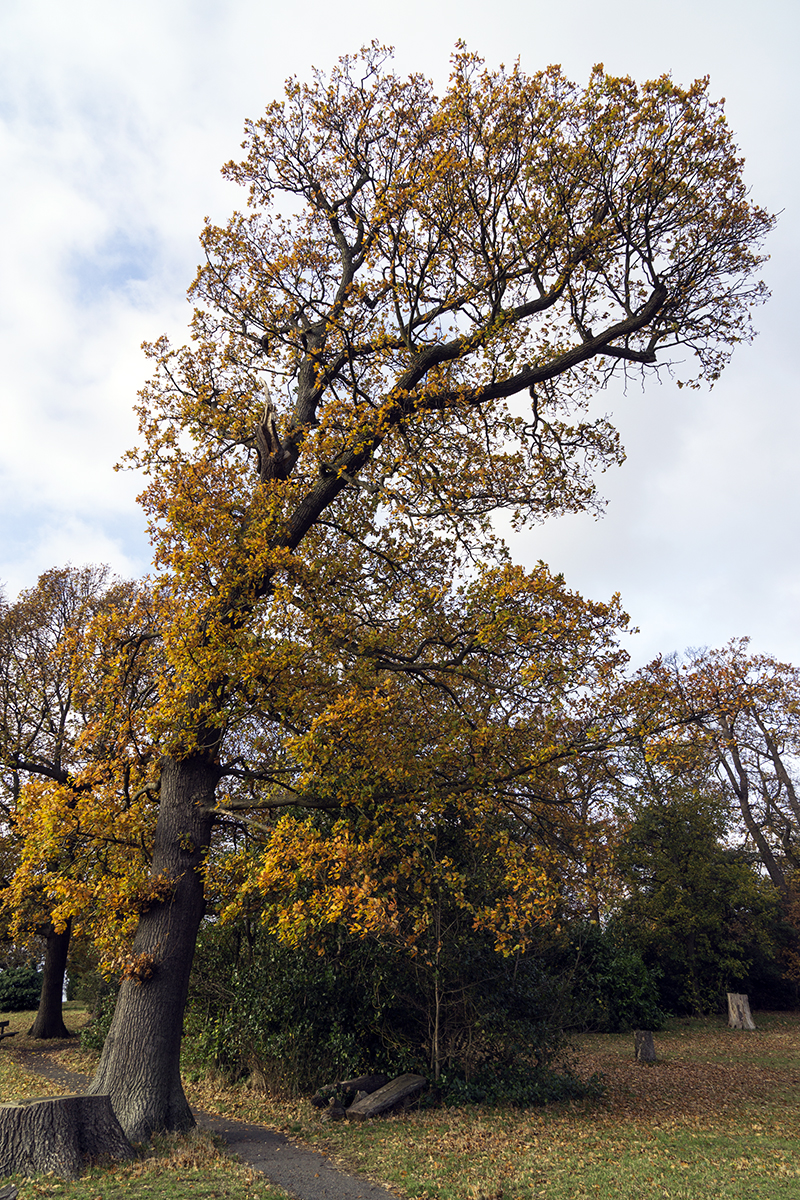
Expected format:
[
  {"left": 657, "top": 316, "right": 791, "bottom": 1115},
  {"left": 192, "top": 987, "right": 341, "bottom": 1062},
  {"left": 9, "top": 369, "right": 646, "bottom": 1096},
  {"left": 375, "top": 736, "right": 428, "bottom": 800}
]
[{"left": 12, "top": 1049, "right": 401, "bottom": 1200}]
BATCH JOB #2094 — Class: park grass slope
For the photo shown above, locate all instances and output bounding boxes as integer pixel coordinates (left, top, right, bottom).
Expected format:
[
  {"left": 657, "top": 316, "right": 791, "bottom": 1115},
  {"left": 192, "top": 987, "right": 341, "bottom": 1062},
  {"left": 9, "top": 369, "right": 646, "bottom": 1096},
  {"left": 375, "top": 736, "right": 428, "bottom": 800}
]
[
  {"left": 1, "top": 1006, "right": 800, "bottom": 1198},
  {"left": 184, "top": 1011, "right": 800, "bottom": 1200}
]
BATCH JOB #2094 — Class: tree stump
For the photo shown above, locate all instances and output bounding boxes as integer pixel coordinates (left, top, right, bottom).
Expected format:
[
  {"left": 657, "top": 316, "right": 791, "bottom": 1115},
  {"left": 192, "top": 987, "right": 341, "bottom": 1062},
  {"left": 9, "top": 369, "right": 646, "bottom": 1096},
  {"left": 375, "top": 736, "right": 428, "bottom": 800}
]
[
  {"left": 634, "top": 1030, "right": 656, "bottom": 1062},
  {"left": 727, "top": 992, "right": 756, "bottom": 1030},
  {"left": 0, "top": 1094, "right": 134, "bottom": 1179}
]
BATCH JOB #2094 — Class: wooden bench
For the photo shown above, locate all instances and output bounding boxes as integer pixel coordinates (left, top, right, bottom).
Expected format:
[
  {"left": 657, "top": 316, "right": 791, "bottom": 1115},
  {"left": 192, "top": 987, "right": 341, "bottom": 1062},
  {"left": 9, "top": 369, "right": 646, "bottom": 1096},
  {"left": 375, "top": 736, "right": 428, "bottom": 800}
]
[{"left": 0, "top": 1021, "right": 18, "bottom": 1041}]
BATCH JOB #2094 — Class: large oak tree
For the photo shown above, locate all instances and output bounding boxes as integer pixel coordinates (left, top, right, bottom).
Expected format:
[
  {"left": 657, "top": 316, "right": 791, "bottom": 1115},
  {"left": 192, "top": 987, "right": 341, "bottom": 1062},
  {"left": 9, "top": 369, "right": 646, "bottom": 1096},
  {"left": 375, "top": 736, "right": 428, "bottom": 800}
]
[{"left": 78, "top": 46, "right": 773, "bottom": 1139}]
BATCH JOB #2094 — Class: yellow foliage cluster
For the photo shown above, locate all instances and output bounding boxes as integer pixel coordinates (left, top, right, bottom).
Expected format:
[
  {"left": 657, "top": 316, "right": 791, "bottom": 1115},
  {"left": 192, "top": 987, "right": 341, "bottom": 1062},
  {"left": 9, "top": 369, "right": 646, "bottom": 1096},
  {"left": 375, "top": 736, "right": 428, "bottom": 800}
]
[{"left": 0, "top": 46, "right": 779, "bottom": 989}]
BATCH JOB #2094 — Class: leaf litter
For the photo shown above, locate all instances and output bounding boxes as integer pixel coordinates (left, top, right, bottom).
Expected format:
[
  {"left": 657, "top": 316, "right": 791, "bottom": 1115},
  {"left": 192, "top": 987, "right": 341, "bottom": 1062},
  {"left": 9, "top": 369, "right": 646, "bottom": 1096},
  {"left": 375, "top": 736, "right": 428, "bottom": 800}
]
[{"left": 185, "top": 1012, "right": 800, "bottom": 1199}]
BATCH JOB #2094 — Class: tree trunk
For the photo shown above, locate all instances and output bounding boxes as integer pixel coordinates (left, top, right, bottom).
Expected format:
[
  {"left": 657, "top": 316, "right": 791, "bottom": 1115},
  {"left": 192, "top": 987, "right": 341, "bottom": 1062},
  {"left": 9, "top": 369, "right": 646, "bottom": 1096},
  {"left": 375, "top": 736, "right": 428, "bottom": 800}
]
[
  {"left": 28, "top": 921, "right": 72, "bottom": 1039},
  {"left": 633, "top": 1029, "right": 656, "bottom": 1062},
  {"left": 0, "top": 1094, "right": 133, "bottom": 1178},
  {"left": 87, "top": 755, "right": 217, "bottom": 1142},
  {"left": 727, "top": 992, "right": 756, "bottom": 1030},
  {"left": 717, "top": 726, "right": 789, "bottom": 896}
]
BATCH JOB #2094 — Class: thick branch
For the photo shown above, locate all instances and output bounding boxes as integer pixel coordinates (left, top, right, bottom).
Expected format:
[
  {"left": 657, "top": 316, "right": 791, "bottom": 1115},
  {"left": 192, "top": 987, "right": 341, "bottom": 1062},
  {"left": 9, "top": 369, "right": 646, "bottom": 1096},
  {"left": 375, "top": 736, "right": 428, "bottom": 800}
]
[{"left": 401, "top": 282, "right": 668, "bottom": 409}]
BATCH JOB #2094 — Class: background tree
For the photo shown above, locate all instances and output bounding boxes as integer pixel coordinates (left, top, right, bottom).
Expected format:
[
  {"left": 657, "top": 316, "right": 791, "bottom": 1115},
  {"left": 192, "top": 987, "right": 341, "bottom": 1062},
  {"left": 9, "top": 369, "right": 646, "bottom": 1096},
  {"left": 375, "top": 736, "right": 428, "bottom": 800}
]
[
  {"left": 614, "top": 779, "right": 777, "bottom": 1014},
  {"left": 638, "top": 644, "right": 800, "bottom": 998},
  {"left": 75, "top": 45, "right": 773, "bottom": 1139},
  {"left": 0, "top": 567, "right": 157, "bottom": 1037},
  {"left": 622, "top": 645, "right": 800, "bottom": 896},
  {"left": 681, "top": 643, "right": 800, "bottom": 896},
  {"left": 588, "top": 653, "right": 800, "bottom": 1012},
  {"left": 0, "top": 566, "right": 113, "bottom": 1038}
]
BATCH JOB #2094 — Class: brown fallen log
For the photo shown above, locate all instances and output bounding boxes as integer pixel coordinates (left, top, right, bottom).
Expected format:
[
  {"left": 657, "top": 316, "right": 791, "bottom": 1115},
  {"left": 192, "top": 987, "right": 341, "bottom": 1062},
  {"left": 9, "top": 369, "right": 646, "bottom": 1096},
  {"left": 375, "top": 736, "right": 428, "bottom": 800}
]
[
  {"left": 346, "top": 1074, "right": 427, "bottom": 1121},
  {"left": 0, "top": 1094, "right": 134, "bottom": 1179},
  {"left": 311, "top": 1073, "right": 389, "bottom": 1108}
]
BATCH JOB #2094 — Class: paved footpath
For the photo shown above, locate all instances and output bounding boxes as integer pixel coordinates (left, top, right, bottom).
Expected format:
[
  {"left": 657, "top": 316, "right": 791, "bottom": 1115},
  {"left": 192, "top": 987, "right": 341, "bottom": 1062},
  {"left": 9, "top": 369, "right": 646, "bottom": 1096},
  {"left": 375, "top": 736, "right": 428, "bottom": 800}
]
[
  {"left": 14, "top": 1051, "right": 400, "bottom": 1200},
  {"left": 196, "top": 1110, "right": 399, "bottom": 1200}
]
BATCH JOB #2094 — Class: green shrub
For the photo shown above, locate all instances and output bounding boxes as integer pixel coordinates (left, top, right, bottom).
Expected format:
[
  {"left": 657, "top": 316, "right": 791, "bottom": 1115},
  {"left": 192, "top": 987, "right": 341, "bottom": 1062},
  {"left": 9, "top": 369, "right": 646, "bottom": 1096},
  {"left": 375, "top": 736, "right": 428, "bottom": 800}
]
[
  {"left": 567, "top": 922, "right": 668, "bottom": 1032},
  {"left": 69, "top": 969, "right": 118, "bottom": 1016},
  {"left": 80, "top": 991, "right": 118, "bottom": 1051},
  {"left": 437, "top": 1059, "right": 604, "bottom": 1106},
  {"left": 0, "top": 965, "right": 42, "bottom": 1012},
  {"left": 184, "top": 921, "right": 592, "bottom": 1103},
  {"left": 184, "top": 927, "right": 376, "bottom": 1093}
]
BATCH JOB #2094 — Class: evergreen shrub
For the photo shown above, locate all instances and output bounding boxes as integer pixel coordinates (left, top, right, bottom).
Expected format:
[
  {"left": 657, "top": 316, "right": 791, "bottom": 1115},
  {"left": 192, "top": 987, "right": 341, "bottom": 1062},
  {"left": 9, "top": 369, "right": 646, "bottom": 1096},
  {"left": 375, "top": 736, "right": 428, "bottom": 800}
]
[
  {"left": 79, "top": 992, "right": 118, "bottom": 1051},
  {"left": 564, "top": 921, "right": 668, "bottom": 1032},
  {"left": 184, "top": 921, "right": 598, "bottom": 1104},
  {"left": 0, "top": 965, "right": 42, "bottom": 1012}
]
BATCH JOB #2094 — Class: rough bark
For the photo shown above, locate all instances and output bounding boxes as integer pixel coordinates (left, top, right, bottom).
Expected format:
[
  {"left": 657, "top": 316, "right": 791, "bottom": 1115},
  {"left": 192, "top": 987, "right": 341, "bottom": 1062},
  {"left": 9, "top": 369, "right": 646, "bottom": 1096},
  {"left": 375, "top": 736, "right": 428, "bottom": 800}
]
[
  {"left": 346, "top": 1074, "right": 427, "bottom": 1120},
  {"left": 634, "top": 1029, "right": 657, "bottom": 1062},
  {"left": 0, "top": 1094, "right": 134, "bottom": 1178},
  {"left": 311, "top": 1074, "right": 389, "bottom": 1107},
  {"left": 28, "top": 921, "right": 72, "bottom": 1039},
  {"left": 87, "top": 754, "right": 217, "bottom": 1142},
  {"left": 727, "top": 992, "right": 756, "bottom": 1030}
]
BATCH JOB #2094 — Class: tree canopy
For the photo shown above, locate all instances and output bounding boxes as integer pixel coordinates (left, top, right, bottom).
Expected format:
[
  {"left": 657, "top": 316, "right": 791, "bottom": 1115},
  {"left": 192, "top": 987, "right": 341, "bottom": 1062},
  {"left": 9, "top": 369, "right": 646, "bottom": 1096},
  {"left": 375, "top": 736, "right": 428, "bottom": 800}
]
[
  {"left": 0, "top": 567, "right": 160, "bottom": 1035},
  {"left": 4, "top": 46, "right": 775, "bottom": 1139}
]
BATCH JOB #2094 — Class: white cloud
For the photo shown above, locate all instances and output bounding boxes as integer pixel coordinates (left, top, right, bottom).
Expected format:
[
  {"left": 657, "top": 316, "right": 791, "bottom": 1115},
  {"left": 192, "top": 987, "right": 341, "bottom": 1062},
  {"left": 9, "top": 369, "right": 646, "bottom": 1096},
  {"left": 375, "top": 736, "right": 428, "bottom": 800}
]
[{"left": 1, "top": 0, "right": 798, "bottom": 670}]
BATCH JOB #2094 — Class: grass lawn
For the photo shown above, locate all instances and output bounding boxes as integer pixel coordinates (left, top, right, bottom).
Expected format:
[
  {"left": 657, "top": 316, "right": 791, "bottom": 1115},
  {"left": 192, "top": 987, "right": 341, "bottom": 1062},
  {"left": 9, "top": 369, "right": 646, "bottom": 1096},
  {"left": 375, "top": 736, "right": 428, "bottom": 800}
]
[
  {"left": 0, "top": 1005, "right": 289, "bottom": 1200},
  {"left": 11, "top": 1130, "right": 291, "bottom": 1200},
  {"left": 2, "top": 1005, "right": 800, "bottom": 1198},
  {"left": 184, "top": 1011, "right": 800, "bottom": 1200}
]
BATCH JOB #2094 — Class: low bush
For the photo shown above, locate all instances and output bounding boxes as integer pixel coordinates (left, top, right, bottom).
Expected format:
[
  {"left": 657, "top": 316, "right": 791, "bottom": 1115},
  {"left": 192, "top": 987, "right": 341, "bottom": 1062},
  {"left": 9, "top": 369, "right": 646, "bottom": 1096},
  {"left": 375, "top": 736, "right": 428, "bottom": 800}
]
[
  {"left": 437, "top": 1059, "right": 604, "bottom": 1106},
  {"left": 184, "top": 922, "right": 597, "bottom": 1105},
  {"left": 0, "top": 964, "right": 41, "bottom": 1011}
]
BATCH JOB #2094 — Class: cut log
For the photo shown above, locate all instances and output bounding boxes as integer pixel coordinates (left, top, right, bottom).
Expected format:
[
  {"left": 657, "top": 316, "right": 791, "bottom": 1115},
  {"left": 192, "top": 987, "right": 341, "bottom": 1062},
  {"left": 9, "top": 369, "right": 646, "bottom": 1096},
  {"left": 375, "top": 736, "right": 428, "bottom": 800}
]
[
  {"left": 311, "top": 1073, "right": 389, "bottom": 1107},
  {"left": 0, "top": 1094, "right": 134, "bottom": 1179},
  {"left": 633, "top": 1030, "right": 656, "bottom": 1062},
  {"left": 727, "top": 992, "right": 756, "bottom": 1031},
  {"left": 346, "top": 1074, "right": 427, "bottom": 1121},
  {"left": 339, "top": 1073, "right": 390, "bottom": 1095}
]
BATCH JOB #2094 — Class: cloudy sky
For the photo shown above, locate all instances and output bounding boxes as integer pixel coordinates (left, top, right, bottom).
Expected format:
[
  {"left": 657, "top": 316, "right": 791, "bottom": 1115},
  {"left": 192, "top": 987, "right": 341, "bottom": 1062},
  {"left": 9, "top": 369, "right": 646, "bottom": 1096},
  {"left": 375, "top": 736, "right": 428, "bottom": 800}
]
[{"left": 1, "top": 0, "right": 797, "bottom": 667}]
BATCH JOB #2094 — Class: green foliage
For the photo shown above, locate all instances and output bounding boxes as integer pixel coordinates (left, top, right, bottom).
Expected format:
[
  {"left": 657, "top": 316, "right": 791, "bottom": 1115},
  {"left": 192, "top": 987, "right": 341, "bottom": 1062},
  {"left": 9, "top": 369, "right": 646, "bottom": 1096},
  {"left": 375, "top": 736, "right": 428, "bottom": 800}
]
[
  {"left": 79, "top": 991, "right": 118, "bottom": 1051},
  {"left": 0, "top": 964, "right": 41, "bottom": 1011},
  {"left": 184, "top": 920, "right": 584, "bottom": 1103},
  {"left": 436, "top": 1059, "right": 603, "bottom": 1107},
  {"left": 68, "top": 967, "right": 118, "bottom": 1015},
  {"left": 384, "top": 933, "right": 586, "bottom": 1097},
  {"left": 749, "top": 903, "right": 800, "bottom": 1010},
  {"left": 561, "top": 922, "right": 668, "bottom": 1032},
  {"left": 615, "top": 794, "right": 779, "bottom": 1014},
  {"left": 184, "top": 924, "right": 370, "bottom": 1093},
  {"left": 65, "top": 935, "right": 107, "bottom": 1008}
]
